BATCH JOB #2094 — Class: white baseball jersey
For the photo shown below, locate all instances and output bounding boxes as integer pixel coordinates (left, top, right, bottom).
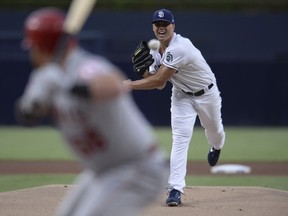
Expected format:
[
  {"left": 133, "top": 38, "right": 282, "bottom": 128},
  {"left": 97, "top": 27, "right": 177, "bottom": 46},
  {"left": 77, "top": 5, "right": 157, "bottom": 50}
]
[
  {"left": 148, "top": 33, "right": 225, "bottom": 194},
  {"left": 21, "top": 48, "right": 157, "bottom": 172},
  {"left": 149, "top": 33, "right": 216, "bottom": 92}
]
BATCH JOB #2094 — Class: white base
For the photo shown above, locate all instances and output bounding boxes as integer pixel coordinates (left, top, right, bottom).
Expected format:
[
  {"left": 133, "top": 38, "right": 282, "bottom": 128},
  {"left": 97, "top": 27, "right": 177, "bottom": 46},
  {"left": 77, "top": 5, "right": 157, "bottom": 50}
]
[{"left": 211, "top": 164, "right": 251, "bottom": 174}]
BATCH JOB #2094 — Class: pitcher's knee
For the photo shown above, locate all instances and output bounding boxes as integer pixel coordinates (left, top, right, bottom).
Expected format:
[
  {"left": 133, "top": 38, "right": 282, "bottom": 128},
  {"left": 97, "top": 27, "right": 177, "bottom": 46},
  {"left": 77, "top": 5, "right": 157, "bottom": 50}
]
[{"left": 206, "top": 130, "right": 225, "bottom": 149}]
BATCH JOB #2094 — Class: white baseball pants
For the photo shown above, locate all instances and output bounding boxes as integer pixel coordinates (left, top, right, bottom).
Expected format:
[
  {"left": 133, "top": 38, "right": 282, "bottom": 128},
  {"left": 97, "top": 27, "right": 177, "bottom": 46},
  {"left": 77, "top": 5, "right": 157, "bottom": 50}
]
[{"left": 168, "top": 84, "right": 225, "bottom": 193}]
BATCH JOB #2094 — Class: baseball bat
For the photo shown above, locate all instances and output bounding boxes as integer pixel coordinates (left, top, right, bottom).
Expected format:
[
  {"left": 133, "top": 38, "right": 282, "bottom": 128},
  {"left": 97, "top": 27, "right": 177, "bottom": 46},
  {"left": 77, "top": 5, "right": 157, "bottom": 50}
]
[
  {"left": 54, "top": 0, "right": 98, "bottom": 62},
  {"left": 63, "top": 0, "right": 98, "bottom": 35}
]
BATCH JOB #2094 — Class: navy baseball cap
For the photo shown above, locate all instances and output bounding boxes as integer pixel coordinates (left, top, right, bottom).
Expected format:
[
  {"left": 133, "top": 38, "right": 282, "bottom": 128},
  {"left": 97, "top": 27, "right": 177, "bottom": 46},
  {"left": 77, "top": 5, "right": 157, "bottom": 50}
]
[{"left": 152, "top": 9, "right": 175, "bottom": 24}]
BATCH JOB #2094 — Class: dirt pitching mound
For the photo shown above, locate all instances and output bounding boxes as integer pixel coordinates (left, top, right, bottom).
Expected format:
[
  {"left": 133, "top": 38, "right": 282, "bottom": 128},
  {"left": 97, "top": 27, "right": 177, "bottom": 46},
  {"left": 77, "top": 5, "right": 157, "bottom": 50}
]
[{"left": 0, "top": 185, "right": 287, "bottom": 216}]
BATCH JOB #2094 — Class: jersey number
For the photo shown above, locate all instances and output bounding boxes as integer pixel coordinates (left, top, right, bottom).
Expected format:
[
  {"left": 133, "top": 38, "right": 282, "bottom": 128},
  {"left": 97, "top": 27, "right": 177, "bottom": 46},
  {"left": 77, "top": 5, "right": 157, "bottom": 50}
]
[{"left": 69, "top": 129, "right": 106, "bottom": 157}]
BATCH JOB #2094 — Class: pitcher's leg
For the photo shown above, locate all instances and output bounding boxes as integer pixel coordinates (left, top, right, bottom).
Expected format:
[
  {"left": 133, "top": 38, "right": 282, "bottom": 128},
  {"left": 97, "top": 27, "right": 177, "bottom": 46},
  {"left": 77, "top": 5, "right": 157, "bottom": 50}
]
[
  {"left": 169, "top": 99, "right": 197, "bottom": 193},
  {"left": 197, "top": 88, "right": 225, "bottom": 166},
  {"left": 198, "top": 88, "right": 225, "bottom": 150},
  {"left": 202, "top": 104, "right": 225, "bottom": 150}
]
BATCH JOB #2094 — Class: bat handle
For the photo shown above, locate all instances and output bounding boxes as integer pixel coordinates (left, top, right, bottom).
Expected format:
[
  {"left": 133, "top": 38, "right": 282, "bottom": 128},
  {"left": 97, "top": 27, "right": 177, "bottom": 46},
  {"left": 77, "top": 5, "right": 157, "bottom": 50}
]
[{"left": 52, "top": 32, "right": 71, "bottom": 64}]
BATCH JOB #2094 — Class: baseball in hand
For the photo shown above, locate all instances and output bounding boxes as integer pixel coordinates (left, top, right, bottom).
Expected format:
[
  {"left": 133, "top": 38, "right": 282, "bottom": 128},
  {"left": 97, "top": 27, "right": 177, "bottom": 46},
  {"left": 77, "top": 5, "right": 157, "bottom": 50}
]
[{"left": 148, "top": 39, "right": 160, "bottom": 50}]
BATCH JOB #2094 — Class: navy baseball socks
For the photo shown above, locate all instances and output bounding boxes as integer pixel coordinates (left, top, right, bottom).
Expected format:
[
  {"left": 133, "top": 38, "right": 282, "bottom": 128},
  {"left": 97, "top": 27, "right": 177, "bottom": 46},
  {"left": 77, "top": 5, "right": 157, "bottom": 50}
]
[
  {"left": 207, "top": 147, "right": 221, "bottom": 166},
  {"left": 166, "top": 189, "right": 182, "bottom": 206}
]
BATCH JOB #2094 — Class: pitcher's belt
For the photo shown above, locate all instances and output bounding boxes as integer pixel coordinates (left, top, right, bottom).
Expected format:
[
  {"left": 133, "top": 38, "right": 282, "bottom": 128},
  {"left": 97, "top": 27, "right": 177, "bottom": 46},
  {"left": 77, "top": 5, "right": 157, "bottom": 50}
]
[{"left": 182, "top": 83, "right": 214, "bottom": 96}]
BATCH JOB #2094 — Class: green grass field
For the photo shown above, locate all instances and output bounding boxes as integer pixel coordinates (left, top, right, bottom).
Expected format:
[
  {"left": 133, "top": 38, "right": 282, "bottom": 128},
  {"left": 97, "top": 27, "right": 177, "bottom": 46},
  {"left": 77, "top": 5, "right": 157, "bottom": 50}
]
[
  {"left": 0, "top": 126, "right": 288, "bottom": 192},
  {"left": 155, "top": 126, "right": 288, "bottom": 162}
]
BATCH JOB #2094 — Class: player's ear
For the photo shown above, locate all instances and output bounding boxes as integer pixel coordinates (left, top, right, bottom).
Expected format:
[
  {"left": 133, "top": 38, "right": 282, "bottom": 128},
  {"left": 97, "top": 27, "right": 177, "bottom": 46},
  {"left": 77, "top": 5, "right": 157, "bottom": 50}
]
[{"left": 172, "top": 24, "right": 175, "bottom": 30}]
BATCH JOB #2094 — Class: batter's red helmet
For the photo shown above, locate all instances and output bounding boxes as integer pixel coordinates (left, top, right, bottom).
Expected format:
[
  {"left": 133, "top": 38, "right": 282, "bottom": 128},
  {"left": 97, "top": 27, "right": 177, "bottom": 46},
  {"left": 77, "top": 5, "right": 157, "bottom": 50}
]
[{"left": 22, "top": 8, "right": 65, "bottom": 53}]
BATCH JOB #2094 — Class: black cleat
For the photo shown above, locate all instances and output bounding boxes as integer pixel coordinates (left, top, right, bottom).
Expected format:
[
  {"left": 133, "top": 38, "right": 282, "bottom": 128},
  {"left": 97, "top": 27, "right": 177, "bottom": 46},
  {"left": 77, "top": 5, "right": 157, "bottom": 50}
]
[
  {"left": 166, "top": 189, "right": 182, "bottom": 207},
  {"left": 208, "top": 147, "right": 221, "bottom": 166}
]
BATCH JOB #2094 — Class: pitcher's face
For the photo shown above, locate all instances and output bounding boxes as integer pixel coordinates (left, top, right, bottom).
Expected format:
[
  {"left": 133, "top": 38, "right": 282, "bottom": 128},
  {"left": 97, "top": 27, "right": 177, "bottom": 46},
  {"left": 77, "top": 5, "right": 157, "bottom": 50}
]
[{"left": 152, "top": 21, "right": 175, "bottom": 44}]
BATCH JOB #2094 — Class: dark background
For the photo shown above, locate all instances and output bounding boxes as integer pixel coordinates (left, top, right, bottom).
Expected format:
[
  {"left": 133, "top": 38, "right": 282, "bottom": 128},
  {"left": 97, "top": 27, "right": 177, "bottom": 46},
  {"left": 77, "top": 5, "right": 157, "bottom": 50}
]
[{"left": 0, "top": 2, "right": 288, "bottom": 126}]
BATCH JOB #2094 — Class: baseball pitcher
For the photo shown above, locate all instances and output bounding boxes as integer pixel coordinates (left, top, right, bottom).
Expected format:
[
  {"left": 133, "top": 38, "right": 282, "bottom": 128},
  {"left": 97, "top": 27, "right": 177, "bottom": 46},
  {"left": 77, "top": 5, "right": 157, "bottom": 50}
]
[{"left": 124, "top": 8, "right": 225, "bottom": 206}]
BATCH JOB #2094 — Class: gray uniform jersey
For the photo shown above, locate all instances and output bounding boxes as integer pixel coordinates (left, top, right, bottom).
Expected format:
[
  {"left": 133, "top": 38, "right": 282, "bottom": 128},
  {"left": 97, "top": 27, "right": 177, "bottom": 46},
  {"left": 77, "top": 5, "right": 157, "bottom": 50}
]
[
  {"left": 21, "top": 48, "right": 156, "bottom": 173},
  {"left": 149, "top": 33, "right": 216, "bottom": 92}
]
